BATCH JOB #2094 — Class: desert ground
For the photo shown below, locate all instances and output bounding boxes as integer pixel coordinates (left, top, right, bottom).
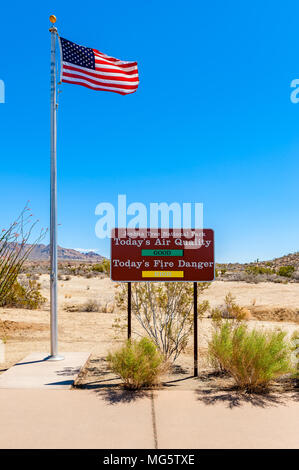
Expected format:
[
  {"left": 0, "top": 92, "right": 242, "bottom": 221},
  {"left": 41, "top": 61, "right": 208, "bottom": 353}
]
[{"left": 1, "top": 274, "right": 298, "bottom": 389}]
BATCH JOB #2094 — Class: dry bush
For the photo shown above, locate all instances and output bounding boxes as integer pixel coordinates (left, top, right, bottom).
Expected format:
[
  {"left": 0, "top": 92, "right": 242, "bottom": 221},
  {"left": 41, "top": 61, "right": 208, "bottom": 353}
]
[
  {"left": 224, "top": 293, "right": 252, "bottom": 320},
  {"left": 211, "top": 293, "right": 251, "bottom": 321},
  {"left": 64, "top": 299, "right": 104, "bottom": 313},
  {"left": 1, "top": 278, "right": 46, "bottom": 309},
  {"left": 82, "top": 299, "right": 100, "bottom": 312},
  {"left": 0, "top": 203, "right": 46, "bottom": 306},
  {"left": 63, "top": 304, "right": 79, "bottom": 312},
  {"left": 116, "top": 282, "right": 210, "bottom": 362},
  {"left": 248, "top": 306, "right": 299, "bottom": 323}
]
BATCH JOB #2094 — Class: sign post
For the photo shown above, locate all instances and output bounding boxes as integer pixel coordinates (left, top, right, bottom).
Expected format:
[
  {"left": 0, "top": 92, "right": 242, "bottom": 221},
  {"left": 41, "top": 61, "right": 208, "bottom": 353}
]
[
  {"left": 193, "top": 282, "right": 198, "bottom": 377},
  {"left": 128, "top": 282, "right": 132, "bottom": 340}
]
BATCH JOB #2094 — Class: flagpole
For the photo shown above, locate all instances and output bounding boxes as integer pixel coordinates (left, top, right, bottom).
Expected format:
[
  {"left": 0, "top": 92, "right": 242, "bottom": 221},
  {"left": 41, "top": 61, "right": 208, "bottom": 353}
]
[{"left": 48, "top": 15, "right": 64, "bottom": 361}]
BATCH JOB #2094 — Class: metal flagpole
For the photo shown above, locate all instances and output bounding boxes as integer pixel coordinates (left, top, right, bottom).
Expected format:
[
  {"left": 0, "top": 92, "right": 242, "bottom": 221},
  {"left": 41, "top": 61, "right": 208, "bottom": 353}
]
[{"left": 48, "top": 15, "right": 64, "bottom": 361}]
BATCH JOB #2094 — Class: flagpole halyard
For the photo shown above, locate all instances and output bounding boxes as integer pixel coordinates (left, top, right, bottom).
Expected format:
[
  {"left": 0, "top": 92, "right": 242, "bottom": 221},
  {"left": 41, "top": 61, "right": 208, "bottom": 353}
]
[{"left": 48, "top": 15, "right": 64, "bottom": 361}]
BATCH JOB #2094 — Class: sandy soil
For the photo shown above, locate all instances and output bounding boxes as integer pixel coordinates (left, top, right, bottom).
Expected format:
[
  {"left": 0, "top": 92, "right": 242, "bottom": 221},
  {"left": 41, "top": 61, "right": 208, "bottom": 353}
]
[{"left": 0, "top": 276, "right": 298, "bottom": 388}]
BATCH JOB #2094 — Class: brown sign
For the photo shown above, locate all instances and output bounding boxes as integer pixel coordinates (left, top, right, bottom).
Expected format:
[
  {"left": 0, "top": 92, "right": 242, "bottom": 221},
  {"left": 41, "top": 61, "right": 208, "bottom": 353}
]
[{"left": 110, "top": 228, "right": 214, "bottom": 282}]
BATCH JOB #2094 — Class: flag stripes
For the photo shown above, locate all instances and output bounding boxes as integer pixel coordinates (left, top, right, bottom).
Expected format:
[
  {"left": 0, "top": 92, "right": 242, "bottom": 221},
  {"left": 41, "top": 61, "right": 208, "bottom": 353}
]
[{"left": 59, "top": 37, "right": 139, "bottom": 95}]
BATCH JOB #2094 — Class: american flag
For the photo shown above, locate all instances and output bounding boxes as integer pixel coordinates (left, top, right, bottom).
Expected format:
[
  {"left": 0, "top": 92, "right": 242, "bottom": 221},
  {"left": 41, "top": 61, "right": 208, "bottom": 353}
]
[{"left": 59, "top": 37, "right": 139, "bottom": 95}]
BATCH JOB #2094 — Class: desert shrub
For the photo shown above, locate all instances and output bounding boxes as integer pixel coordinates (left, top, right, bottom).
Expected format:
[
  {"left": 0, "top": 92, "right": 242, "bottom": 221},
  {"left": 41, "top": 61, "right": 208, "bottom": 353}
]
[
  {"left": 210, "top": 293, "right": 251, "bottom": 320},
  {"left": 92, "top": 259, "right": 110, "bottom": 275},
  {"left": 116, "top": 282, "right": 210, "bottom": 361},
  {"left": 208, "top": 322, "right": 292, "bottom": 391},
  {"left": 0, "top": 204, "right": 46, "bottom": 305},
  {"left": 107, "top": 337, "right": 165, "bottom": 389},
  {"left": 227, "top": 271, "right": 284, "bottom": 283},
  {"left": 291, "top": 331, "right": 299, "bottom": 379},
  {"left": 1, "top": 279, "right": 46, "bottom": 309},
  {"left": 278, "top": 265, "right": 295, "bottom": 278},
  {"left": 208, "top": 320, "right": 234, "bottom": 372},
  {"left": 245, "top": 266, "right": 275, "bottom": 275},
  {"left": 92, "top": 263, "right": 104, "bottom": 273},
  {"left": 64, "top": 299, "right": 103, "bottom": 312},
  {"left": 223, "top": 293, "right": 251, "bottom": 320},
  {"left": 81, "top": 299, "right": 100, "bottom": 312}
]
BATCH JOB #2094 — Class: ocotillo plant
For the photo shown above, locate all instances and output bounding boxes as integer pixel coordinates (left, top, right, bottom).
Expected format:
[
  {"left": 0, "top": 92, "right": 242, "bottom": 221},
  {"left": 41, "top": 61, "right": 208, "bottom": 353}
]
[{"left": 0, "top": 203, "right": 47, "bottom": 306}]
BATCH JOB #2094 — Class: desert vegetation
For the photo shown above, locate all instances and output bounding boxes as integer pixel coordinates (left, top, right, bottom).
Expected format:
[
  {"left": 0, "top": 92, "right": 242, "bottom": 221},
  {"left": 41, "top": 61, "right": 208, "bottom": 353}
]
[
  {"left": 208, "top": 318, "right": 293, "bottom": 392},
  {"left": 107, "top": 337, "right": 165, "bottom": 389},
  {"left": 116, "top": 282, "right": 210, "bottom": 361},
  {"left": 1, "top": 219, "right": 298, "bottom": 396},
  {"left": 0, "top": 204, "right": 46, "bottom": 309},
  {"left": 217, "top": 255, "right": 299, "bottom": 283}
]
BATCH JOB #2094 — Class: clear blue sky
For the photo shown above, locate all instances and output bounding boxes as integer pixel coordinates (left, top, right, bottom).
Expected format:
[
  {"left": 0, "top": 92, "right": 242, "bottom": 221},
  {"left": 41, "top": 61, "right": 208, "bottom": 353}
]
[{"left": 1, "top": 1, "right": 299, "bottom": 262}]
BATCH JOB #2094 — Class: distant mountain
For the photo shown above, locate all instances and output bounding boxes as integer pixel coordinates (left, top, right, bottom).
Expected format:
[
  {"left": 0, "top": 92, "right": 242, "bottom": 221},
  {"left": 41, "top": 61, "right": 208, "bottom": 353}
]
[{"left": 25, "top": 244, "right": 104, "bottom": 262}]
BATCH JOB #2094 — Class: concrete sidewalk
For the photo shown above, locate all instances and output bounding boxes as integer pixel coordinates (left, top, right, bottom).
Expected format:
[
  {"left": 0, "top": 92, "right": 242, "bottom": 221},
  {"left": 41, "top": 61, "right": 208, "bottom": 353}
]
[
  {"left": 0, "top": 352, "right": 90, "bottom": 389},
  {"left": 0, "top": 389, "right": 155, "bottom": 449},
  {"left": 0, "top": 388, "right": 298, "bottom": 449},
  {"left": 154, "top": 390, "right": 299, "bottom": 449}
]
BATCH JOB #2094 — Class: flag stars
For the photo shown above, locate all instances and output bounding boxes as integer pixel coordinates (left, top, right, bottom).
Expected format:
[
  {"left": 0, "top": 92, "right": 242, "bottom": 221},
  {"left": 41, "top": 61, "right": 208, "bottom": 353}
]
[{"left": 60, "top": 37, "right": 95, "bottom": 70}]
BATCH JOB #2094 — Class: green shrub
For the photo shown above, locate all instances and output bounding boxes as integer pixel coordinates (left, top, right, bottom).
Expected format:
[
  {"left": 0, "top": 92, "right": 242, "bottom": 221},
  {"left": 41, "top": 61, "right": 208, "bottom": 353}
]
[
  {"left": 107, "top": 337, "right": 165, "bottom": 389},
  {"left": 92, "top": 263, "right": 104, "bottom": 273},
  {"left": 291, "top": 330, "right": 299, "bottom": 379},
  {"left": 278, "top": 265, "right": 295, "bottom": 278},
  {"left": 208, "top": 320, "right": 233, "bottom": 372},
  {"left": 245, "top": 266, "right": 275, "bottom": 275},
  {"left": 0, "top": 279, "right": 46, "bottom": 309},
  {"left": 92, "top": 259, "right": 110, "bottom": 275},
  {"left": 208, "top": 322, "right": 292, "bottom": 391}
]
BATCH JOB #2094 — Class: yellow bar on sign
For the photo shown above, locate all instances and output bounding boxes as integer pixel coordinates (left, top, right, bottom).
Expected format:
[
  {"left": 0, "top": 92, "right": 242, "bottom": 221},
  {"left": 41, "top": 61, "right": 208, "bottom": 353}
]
[{"left": 142, "top": 271, "right": 184, "bottom": 278}]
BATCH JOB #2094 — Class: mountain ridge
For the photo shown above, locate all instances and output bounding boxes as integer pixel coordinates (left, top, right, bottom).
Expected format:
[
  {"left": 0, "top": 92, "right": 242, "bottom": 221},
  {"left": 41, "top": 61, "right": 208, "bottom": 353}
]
[{"left": 24, "top": 244, "right": 104, "bottom": 261}]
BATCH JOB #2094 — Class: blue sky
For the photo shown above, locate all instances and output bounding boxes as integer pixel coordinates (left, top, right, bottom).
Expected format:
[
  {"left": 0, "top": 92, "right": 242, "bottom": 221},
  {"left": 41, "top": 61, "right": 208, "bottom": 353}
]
[{"left": 0, "top": 0, "right": 299, "bottom": 262}]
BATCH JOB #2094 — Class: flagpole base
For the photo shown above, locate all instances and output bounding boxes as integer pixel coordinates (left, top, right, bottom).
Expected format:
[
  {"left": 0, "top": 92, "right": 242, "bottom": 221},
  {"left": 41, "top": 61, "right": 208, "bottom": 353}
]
[{"left": 45, "top": 354, "right": 65, "bottom": 361}]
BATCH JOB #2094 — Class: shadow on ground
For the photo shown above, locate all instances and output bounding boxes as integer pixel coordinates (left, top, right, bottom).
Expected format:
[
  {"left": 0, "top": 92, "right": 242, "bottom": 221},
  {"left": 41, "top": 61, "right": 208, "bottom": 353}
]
[
  {"left": 195, "top": 371, "right": 297, "bottom": 409},
  {"left": 74, "top": 356, "right": 299, "bottom": 406},
  {"left": 94, "top": 388, "right": 152, "bottom": 404}
]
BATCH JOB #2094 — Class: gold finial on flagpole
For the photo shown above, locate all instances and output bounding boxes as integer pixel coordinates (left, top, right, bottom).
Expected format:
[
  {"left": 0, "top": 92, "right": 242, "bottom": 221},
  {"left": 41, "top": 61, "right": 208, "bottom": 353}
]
[{"left": 49, "top": 14, "right": 57, "bottom": 24}]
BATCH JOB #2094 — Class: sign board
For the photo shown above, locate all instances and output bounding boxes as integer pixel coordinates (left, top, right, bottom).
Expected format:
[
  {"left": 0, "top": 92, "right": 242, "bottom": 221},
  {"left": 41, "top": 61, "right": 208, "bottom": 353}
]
[{"left": 110, "top": 228, "right": 214, "bottom": 282}]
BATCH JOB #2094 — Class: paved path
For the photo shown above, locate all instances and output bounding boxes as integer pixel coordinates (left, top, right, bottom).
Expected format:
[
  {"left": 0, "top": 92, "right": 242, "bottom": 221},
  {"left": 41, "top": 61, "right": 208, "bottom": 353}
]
[
  {"left": 0, "top": 353, "right": 90, "bottom": 389},
  {"left": 0, "top": 388, "right": 298, "bottom": 449}
]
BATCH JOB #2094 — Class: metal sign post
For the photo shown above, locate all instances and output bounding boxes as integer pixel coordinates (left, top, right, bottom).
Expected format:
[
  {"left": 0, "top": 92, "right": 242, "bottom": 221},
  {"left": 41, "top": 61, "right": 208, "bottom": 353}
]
[
  {"left": 193, "top": 282, "right": 198, "bottom": 377},
  {"left": 128, "top": 282, "right": 132, "bottom": 339}
]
